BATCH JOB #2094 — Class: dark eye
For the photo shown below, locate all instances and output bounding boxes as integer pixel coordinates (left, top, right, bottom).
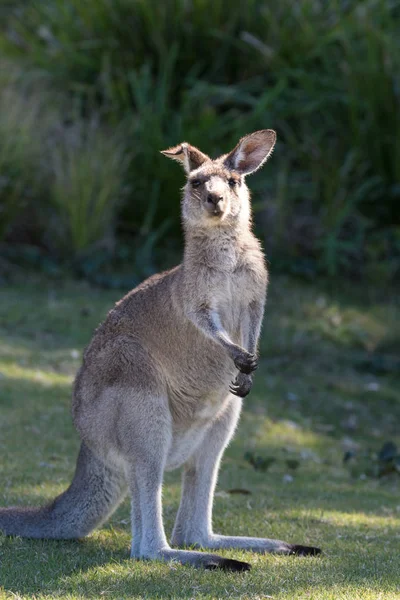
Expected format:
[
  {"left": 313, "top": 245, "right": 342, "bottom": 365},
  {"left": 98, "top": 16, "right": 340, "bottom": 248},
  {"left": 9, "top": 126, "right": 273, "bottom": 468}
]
[
  {"left": 191, "top": 179, "right": 201, "bottom": 188},
  {"left": 228, "top": 178, "right": 237, "bottom": 188}
]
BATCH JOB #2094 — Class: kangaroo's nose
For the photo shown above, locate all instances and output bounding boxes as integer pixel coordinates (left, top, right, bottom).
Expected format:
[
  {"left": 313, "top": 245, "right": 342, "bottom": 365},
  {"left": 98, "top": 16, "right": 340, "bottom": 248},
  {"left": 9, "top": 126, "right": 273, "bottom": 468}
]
[{"left": 207, "top": 193, "right": 223, "bottom": 206}]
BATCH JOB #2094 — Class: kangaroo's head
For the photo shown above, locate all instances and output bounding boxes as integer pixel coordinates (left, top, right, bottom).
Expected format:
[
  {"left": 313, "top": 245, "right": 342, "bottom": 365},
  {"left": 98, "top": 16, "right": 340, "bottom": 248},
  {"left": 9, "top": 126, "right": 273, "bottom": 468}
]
[{"left": 161, "top": 130, "right": 276, "bottom": 230}]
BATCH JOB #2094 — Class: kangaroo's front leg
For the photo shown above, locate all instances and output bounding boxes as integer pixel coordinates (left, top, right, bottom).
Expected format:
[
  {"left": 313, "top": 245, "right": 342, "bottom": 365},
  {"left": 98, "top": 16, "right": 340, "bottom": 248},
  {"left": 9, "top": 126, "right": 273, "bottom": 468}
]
[
  {"left": 231, "top": 299, "right": 264, "bottom": 398},
  {"left": 187, "top": 304, "right": 258, "bottom": 374},
  {"left": 171, "top": 396, "right": 321, "bottom": 557},
  {"left": 124, "top": 389, "right": 250, "bottom": 571}
]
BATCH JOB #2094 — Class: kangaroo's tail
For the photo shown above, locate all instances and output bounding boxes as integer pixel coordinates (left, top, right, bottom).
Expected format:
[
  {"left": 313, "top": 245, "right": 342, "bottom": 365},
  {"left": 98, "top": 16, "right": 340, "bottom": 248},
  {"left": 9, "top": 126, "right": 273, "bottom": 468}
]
[{"left": 0, "top": 442, "right": 127, "bottom": 539}]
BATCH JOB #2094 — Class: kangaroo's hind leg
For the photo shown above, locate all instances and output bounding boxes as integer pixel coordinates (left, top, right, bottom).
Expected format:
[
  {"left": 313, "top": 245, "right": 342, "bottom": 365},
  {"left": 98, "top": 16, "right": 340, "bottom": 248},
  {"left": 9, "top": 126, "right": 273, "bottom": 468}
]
[
  {"left": 171, "top": 395, "right": 321, "bottom": 556},
  {"left": 115, "top": 385, "right": 250, "bottom": 571}
]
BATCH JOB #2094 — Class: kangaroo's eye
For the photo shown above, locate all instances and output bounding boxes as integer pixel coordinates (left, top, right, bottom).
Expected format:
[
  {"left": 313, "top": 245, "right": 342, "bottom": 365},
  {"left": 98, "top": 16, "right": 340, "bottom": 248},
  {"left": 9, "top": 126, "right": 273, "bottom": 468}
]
[
  {"left": 228, "top": 178, "right": 237, "bottom": 188},
  {"left": 191, "top": 179, "right": 201, "bottom": 188}
]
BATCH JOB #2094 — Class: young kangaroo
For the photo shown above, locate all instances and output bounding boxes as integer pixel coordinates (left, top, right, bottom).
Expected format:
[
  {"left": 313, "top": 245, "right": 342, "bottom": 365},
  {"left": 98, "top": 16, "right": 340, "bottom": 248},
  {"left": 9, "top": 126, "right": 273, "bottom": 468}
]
[{"left": 0, "top": 130, "right": 321, "bottom": 571}]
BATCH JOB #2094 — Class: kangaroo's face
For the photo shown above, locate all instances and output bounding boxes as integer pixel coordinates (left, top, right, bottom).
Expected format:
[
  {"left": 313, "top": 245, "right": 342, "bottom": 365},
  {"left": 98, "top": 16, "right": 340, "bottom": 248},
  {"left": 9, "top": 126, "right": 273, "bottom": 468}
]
[
  {"left": 184, "top": 162, "right": 244, "bottom": 225},
  {"left": 161, "top": 130, "right": 277, "bottom": 228}
]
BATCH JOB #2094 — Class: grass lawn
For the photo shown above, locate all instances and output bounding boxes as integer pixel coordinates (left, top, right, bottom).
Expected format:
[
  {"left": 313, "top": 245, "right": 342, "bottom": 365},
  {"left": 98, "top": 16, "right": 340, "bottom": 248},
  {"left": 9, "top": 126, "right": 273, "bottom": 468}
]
[{"left": 0, "top": 273, "right": 399, "bottom": 599}]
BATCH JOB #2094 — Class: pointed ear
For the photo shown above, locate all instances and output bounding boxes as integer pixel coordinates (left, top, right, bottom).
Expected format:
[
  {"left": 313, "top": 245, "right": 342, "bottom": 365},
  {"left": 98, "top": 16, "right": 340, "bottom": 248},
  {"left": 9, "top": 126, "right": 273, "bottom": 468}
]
[
  {"left": 160, "top": 142, "right": 209, "bottom": 174},
  {"left": 224, "top": 129, "right": 276, "bottom": 175}
]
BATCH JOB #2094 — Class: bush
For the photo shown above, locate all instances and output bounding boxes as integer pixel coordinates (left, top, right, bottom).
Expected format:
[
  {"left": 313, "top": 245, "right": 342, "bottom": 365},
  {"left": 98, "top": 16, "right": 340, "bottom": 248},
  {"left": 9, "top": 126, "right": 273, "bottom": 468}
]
[
  {"left": 47, "top": 117, "right": 130, "bottom": 257},
  {"left": 0, "top": 0, "right": 399, "bottom": 280},
  {"left": 0, "top": 68, "right": 129, "bottom": 263},
  {"left": 0, "top": 74, "right": 47, "bottom": 243}
]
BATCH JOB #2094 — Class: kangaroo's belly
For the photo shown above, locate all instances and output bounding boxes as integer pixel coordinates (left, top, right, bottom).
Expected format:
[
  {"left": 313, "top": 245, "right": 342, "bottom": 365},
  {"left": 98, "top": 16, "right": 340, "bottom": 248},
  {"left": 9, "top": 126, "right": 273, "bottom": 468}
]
[
  {"left": 165, "top": 394, "right": 232, "bottom": 471},
  {"left": 165, "top": 425, "right": 208, "bottom": 471}
]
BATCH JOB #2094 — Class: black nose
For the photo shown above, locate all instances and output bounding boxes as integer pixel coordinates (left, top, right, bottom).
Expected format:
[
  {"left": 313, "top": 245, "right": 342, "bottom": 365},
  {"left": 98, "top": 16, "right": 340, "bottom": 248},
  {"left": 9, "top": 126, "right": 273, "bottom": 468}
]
[{"left": 207, "top": 193, "right": 223, "bottom": 206}]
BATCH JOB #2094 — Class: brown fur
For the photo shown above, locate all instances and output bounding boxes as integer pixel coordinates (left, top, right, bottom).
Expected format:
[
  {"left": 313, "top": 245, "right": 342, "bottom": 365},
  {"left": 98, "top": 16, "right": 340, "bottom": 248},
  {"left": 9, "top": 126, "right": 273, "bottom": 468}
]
[{"left": 0, "top": 130, "right": 321, "bottom": 570}]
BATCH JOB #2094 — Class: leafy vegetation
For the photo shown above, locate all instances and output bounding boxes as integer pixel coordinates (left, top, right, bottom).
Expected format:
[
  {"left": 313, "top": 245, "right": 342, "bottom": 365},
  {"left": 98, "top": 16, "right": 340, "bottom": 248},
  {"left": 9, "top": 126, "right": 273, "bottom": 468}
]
[
  {"left": 0, "top": 75, "right": 47, "bottom": 243},
  {"left": 0, "top": 274, "right": 399, "bottom": 599},
  {"left": 48, "top": 117, "right": 130, "bottom": 256},
  {"left": 0, "top": 0, "right": 399, "bottom": 279}
]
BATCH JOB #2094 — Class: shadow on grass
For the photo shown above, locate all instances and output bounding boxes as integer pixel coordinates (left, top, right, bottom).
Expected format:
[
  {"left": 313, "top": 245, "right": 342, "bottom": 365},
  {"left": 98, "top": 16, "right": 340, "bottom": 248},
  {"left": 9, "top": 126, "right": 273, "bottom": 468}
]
[
  {"left": 1, "top": 525, "right": 398, "bottom": 599},
  {"left": 1, "top": 436, "right": 399, "bottom": 598}
]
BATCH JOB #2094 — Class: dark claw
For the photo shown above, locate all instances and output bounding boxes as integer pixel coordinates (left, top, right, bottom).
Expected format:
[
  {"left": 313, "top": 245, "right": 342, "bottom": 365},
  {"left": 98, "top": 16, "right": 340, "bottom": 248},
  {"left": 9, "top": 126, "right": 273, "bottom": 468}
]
[
  {"left": 290, "top": 544, "right": 322, "bottom": 557},
  {"left": 205, "top": 558, "right": 251, "bottom": 572},
  {"left": 230, "top": 372, "right": 253, "bottom": 398},
  {"left": 229, "top": 383, "right": 250, "bottom": 398}
]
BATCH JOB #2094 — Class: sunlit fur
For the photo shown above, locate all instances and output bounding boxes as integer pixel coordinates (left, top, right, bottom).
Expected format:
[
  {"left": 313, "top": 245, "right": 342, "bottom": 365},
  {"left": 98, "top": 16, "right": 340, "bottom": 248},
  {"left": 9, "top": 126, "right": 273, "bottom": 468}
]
[{"left": 0, "top": 130, "right": 320, "bottom": 570}]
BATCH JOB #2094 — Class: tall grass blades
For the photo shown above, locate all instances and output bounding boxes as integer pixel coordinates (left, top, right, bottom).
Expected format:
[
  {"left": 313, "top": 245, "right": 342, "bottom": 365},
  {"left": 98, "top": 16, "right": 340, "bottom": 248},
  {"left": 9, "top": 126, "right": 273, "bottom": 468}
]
[
  {"left": 0, "top": 77, "right": 47, "bottom": 243},
  {"left": 48, "top": 118, "right": 130, "bottom": 257}
]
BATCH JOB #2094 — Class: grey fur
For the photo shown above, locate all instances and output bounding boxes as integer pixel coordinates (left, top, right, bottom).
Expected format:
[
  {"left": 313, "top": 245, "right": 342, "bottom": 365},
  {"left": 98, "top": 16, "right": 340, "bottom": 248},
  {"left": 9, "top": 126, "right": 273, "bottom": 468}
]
[{"left": 0, "top": 130, "right": 320, "bottom": 570}]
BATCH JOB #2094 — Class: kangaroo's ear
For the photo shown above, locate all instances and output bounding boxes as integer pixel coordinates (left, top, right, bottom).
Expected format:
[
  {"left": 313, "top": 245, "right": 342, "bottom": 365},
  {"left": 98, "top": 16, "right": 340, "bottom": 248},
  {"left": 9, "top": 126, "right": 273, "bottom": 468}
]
[
  {"left": 161, "top": 142, "right": 209, "bottom": 174},
  {"left": 224, "top": 129, "right": 276, "bottom": 175}
]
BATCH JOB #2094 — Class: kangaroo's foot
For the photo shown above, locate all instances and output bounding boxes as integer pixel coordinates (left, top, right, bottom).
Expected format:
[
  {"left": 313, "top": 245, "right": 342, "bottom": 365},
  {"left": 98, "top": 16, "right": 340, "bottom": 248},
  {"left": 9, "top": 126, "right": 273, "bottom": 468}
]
[
  {"left": 177, "top": 534, "right": 321, "bottom": 557},
  {"left": 133, "top": 546, "right": 251, "bottom": 571}
]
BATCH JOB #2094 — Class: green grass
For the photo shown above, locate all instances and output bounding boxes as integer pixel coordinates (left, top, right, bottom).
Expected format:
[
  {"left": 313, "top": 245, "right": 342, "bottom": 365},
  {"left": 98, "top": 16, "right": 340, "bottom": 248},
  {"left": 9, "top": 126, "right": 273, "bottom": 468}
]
[{"left": 0, "top": 274, "right": 399, "bottom": 599}]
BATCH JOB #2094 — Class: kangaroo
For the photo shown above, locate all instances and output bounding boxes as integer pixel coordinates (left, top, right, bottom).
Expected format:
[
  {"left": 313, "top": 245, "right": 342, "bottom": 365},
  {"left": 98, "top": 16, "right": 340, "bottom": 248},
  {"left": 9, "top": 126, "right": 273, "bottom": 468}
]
[{"left": 0, "top": 130, "right": 321, "bottom": 571}]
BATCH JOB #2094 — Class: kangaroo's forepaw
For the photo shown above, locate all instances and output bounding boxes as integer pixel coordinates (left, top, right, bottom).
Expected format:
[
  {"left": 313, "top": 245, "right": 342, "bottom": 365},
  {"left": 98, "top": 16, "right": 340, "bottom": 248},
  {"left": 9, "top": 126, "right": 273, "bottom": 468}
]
[
  {"left": 289, "top": 544, "right": 322, "bottom": 556},
  {"left": 234, "top": 351, "right": 258, "bottom": 375},
  {"left": 229, "top": 372, "right": 253, "bottom": 397}
]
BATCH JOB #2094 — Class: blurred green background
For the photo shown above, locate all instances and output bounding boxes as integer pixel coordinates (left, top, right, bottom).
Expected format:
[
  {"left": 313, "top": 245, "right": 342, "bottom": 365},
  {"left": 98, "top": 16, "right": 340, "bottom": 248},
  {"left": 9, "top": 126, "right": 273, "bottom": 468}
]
[{"left": 0, "top": 0, "right": 399, "bottom": 283}]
